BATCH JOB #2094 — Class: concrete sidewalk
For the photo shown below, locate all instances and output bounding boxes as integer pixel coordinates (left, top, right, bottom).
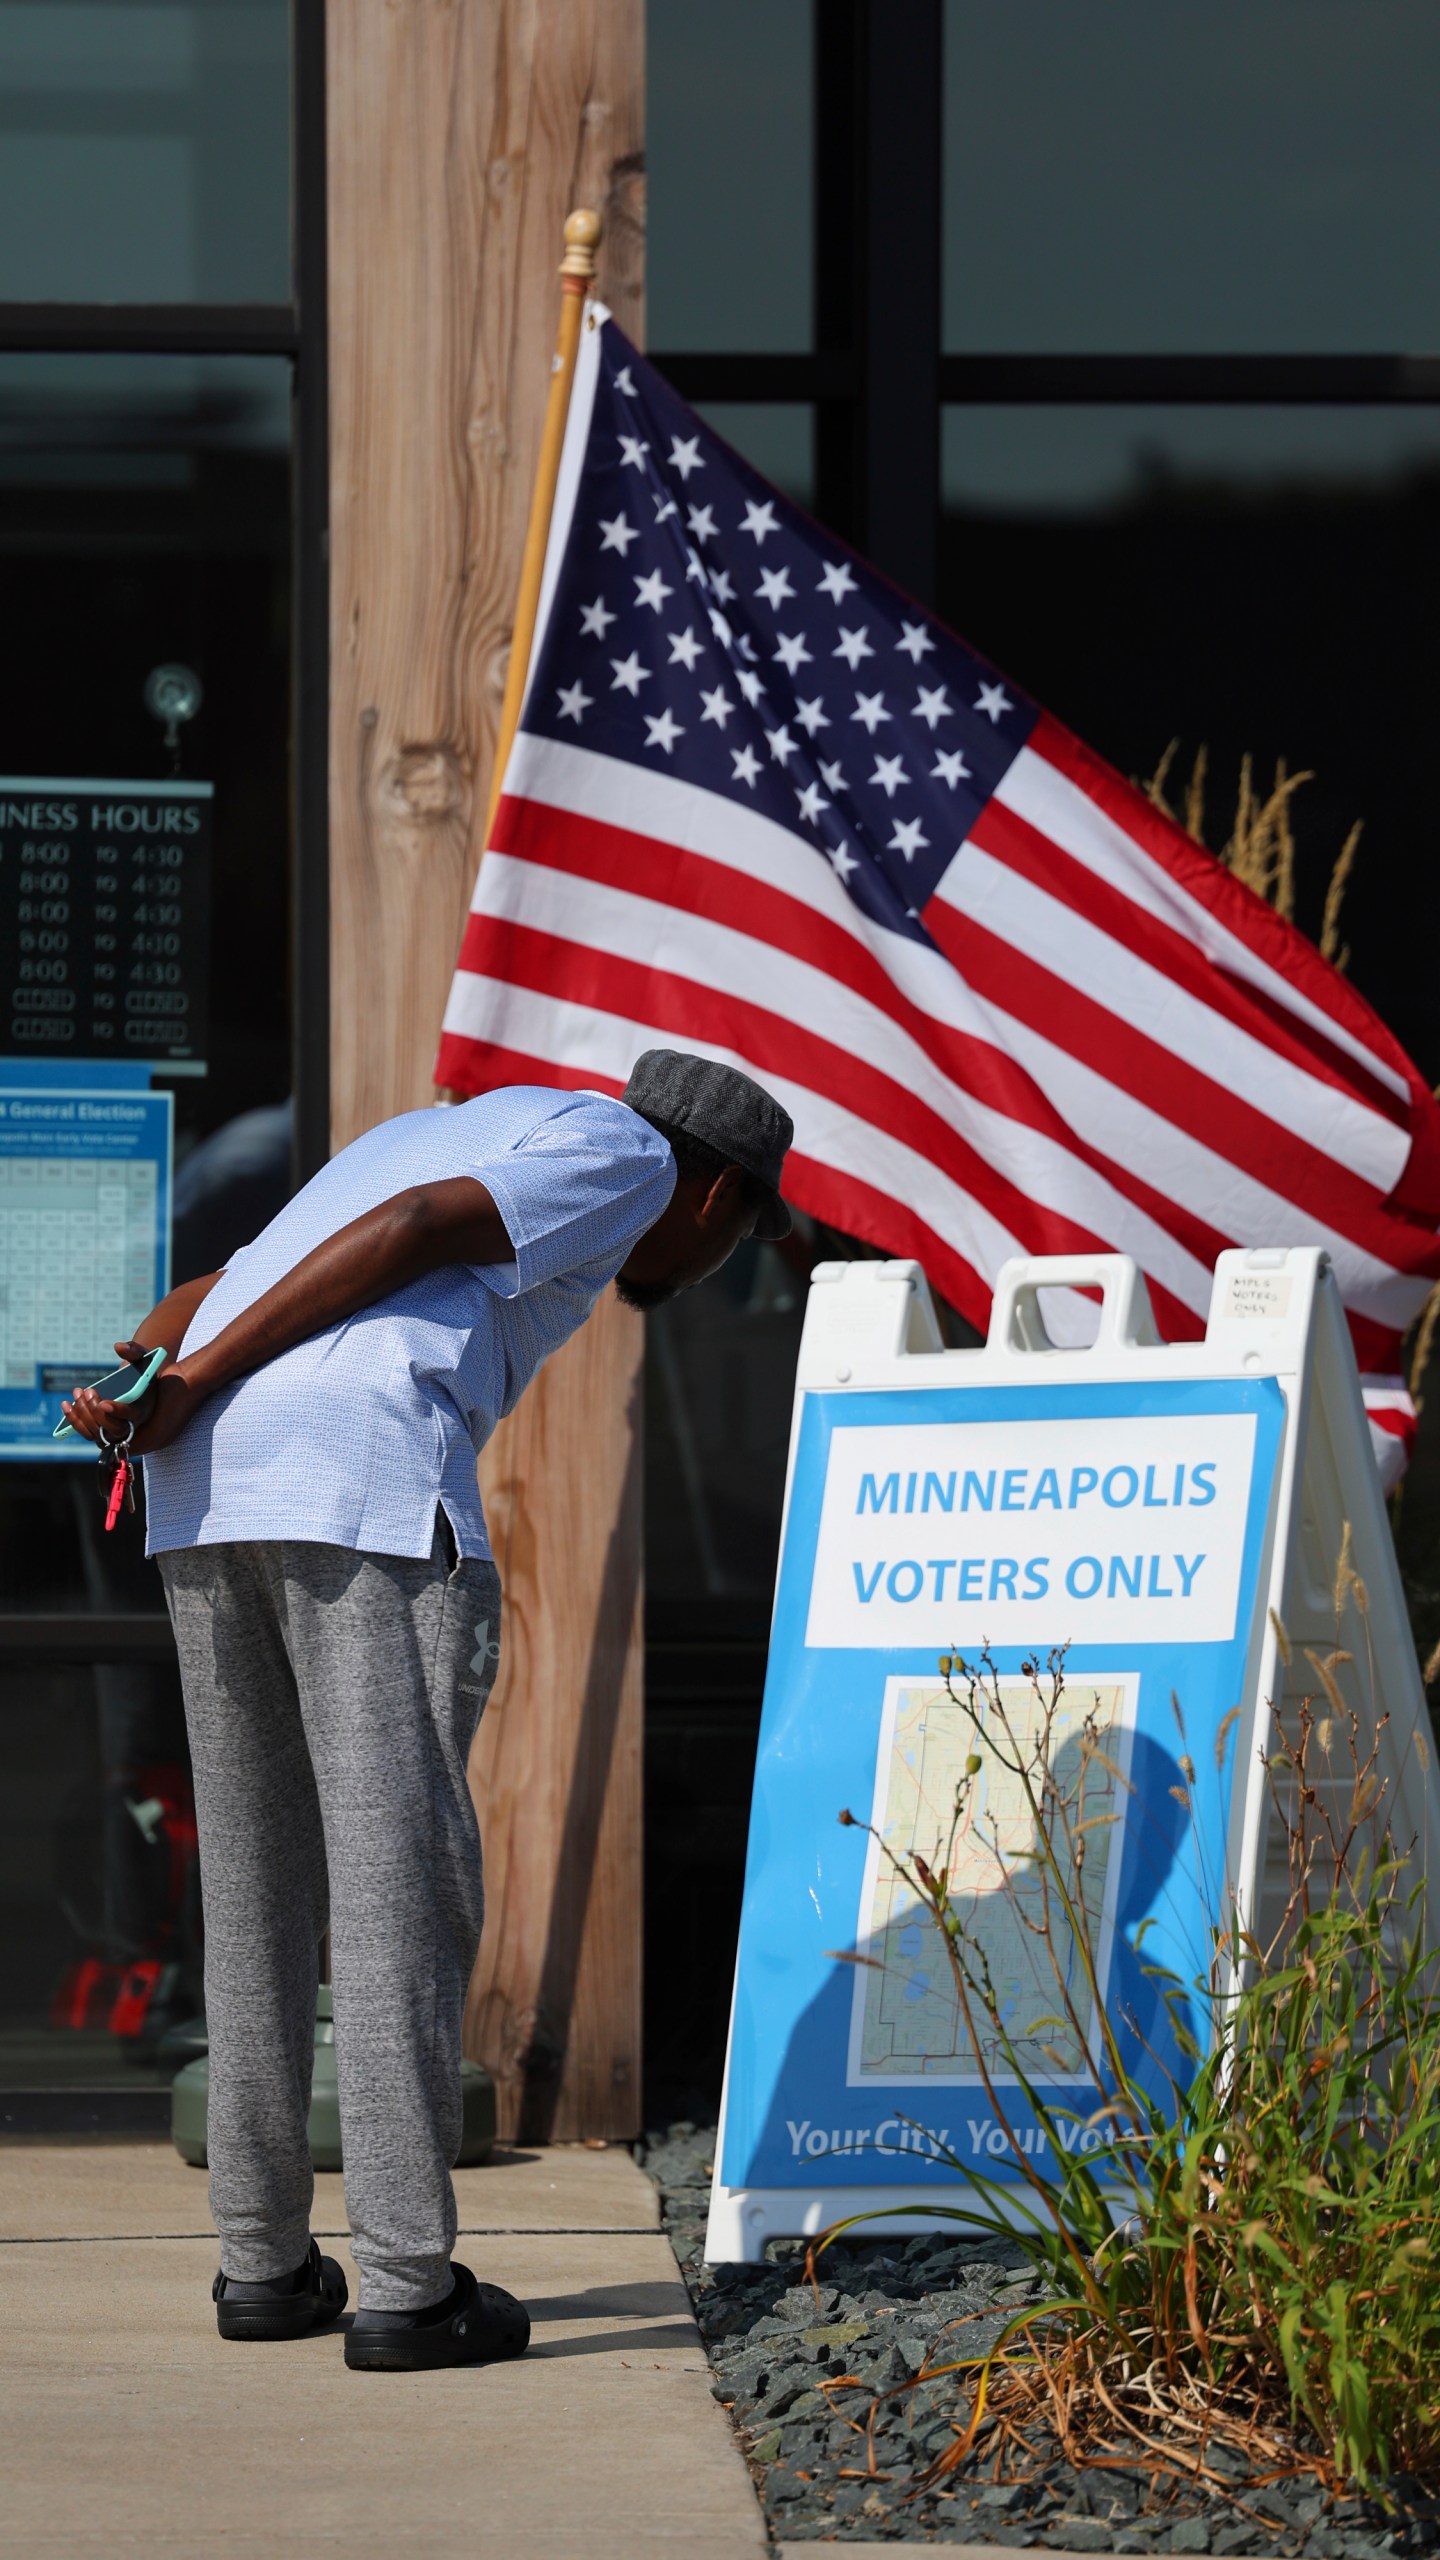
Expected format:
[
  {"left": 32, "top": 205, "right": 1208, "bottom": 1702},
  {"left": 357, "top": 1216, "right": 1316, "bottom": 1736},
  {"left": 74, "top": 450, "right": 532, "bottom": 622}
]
[{"left": 0, "top": 2136, "right": 767, "bottom": 2559}]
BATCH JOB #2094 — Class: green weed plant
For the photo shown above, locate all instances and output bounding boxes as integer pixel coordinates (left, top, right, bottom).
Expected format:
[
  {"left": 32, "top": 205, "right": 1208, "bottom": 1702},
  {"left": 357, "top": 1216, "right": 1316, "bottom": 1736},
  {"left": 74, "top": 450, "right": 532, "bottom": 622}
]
[{"left": 819, "top": 1563, "right": 1440, "bottom": 2495}]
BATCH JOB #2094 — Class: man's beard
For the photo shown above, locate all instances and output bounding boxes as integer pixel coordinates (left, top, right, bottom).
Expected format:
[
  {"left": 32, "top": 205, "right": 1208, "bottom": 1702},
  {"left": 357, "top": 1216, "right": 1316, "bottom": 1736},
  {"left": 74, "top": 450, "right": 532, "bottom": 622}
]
[{"left": 615, "top": 1271, "right": 678, "bottom": 1311}]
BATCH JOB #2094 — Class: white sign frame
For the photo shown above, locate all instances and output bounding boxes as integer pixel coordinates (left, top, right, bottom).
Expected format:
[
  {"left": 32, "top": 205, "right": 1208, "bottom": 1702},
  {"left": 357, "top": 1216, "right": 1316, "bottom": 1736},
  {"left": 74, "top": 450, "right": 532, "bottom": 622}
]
[{"left": 706, "top": 1246, "right": 1440, "bottom": 2261}]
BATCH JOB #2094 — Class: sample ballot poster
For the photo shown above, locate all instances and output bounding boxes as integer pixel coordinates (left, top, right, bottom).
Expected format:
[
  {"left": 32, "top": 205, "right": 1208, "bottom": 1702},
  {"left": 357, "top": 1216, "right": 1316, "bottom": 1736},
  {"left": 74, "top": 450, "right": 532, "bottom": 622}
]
[
  {"left": 719, "top": 1378, "right": 1285, "bottom": 2197},
  {"left": 0, "top": 1083, "right": 173, "bottom": 1457}
]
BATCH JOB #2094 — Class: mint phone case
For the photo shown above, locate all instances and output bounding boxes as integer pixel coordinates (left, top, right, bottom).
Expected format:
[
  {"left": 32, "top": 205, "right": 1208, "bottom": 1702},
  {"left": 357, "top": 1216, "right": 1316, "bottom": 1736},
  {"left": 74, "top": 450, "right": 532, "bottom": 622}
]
[{"left": 52, "top": 1342, "right": 168, "bottom": 1439}]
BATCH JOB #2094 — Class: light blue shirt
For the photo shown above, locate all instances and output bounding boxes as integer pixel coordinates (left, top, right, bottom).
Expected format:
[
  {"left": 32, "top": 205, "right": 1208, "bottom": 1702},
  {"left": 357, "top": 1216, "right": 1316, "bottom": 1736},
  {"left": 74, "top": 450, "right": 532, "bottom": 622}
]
[{"left": 144, "top": 1087, "right": 674, "bottom": 1560}]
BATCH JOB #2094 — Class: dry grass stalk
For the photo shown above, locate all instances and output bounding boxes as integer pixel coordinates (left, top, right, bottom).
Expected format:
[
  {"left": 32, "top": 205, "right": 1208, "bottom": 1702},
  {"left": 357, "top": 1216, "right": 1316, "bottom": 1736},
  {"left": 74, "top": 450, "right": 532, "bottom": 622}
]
[
  {"left": 1407, "top": 1279, "right": 1440, "bottom": 1415},
  {"left": 1145, "top": 743, "right": 1361, "bottom": 970},
  {"left": 1320, "top": 821, "right": 1362, "bottom": 970}
]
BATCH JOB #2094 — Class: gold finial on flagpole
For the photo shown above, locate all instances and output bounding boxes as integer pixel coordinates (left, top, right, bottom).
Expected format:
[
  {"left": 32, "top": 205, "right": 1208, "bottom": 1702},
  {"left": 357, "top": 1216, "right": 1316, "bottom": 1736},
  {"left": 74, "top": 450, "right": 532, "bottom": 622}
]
[
  {"left": 435, "top": 208, "right": 603, "bottom": 1104},
  {"left": 559, "top": 207, "right": 602, "bottom": 282}
]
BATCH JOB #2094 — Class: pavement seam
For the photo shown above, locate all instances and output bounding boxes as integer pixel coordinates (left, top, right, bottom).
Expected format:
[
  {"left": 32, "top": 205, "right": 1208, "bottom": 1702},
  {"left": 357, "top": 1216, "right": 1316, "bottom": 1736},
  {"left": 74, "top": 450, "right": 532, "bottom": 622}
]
[{"left": 0, "top": 2223, "right": 660, "bottom": 2244}]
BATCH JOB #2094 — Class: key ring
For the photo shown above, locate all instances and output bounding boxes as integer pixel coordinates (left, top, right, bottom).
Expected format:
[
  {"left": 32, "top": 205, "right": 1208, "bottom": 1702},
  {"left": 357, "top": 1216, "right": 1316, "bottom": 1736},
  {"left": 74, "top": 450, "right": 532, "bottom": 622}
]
[{"left": 97, "top": 1416, "right": 136, "bottom": 1455}]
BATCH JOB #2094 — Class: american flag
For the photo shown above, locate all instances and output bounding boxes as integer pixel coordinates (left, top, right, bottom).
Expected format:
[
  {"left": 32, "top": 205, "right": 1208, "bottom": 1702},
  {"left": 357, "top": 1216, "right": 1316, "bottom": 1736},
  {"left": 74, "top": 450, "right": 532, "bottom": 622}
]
[{"left": 438, "top": 314, "right": 1440, "bottom": 1486}]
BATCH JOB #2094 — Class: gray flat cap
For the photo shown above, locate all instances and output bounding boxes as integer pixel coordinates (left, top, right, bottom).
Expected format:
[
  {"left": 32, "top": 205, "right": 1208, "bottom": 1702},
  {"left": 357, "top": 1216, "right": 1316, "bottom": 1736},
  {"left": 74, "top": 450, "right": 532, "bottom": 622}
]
[{"left": 622, "top": 1048, "right": 794, "bottom": 1240}]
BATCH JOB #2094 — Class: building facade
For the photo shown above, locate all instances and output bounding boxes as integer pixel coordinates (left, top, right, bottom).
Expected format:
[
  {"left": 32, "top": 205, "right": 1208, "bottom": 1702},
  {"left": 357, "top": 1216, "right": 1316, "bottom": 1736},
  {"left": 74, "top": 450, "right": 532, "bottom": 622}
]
[{"left": 2, "top": 0, "right": 1437, "bottom": 2132}]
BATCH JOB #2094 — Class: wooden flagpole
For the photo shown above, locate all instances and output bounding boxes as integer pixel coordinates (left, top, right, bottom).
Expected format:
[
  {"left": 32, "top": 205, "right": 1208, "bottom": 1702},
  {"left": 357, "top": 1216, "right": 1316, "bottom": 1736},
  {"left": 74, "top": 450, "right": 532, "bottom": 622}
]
[
  {"left": 484, "top": 205, "right": 601, "bottom": 845},
  {"left": 435, "top": 205, "right": 599, "bottom": 1110}
]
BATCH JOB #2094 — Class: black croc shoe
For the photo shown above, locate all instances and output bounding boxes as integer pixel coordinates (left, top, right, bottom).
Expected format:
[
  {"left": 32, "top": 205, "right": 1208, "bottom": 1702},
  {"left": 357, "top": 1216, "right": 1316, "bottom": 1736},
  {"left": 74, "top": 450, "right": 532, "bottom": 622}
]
[
  {"left": 213, "top": 2238, "right": 348, "bottom": 2342},
  {"left": 344, "top": 2261, "right": 530, "bottom": 2372}
]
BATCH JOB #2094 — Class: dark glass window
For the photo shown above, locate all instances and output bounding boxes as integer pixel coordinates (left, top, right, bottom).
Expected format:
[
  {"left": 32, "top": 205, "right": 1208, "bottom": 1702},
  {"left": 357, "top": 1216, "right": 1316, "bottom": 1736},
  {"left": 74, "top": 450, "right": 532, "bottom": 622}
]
[
  {"left": 693, "top": 402, "right": 815, "bottom": 509},
  {"left": 943, "top": 0, "right": 1440, "bottom": 352},
  {"left": 646, "top": 0, "right": 812, "bottom": 352},
  {"left": 0, "top": 1, "right": 291, "bottom": 305}
]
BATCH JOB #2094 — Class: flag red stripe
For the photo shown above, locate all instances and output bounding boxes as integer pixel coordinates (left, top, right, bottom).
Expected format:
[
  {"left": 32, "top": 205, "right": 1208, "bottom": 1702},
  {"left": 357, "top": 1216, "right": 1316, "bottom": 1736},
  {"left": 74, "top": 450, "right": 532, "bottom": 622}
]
[
  {"left": 970, "top": 777, "right": 1409, "bottom": 1144},
  {"left": 474, "top": 798, "right": 1236, "bottom": 1266},
  {"left": 454, "top": 908, "right": 1208, "bottom": 1336},
  {"left": 474, "top": 792, "right": 1434, "bottom": 1291},
  {"left": 434, "top": 1011, "right": 1406, "bottom": 1380},
  {"left": 475, "top": 795, "right": 1366, "bottom": 1273},
  {"left": 782, "top": 1159, "right": 994, "bottom": 1337},
  {"left": 924, "top": 886, "right": 1440, "bottom": 1283},
  {"left": 433, "top": 1016, "right": 1001, "bottom": 1336},
  {"left": 1030, "top": 717, "right": 1426, "bottom": 1136}
]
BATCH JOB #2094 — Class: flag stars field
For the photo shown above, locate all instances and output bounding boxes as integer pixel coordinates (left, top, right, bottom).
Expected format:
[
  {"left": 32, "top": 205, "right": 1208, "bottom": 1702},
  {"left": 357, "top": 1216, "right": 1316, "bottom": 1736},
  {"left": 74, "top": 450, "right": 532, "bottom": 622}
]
[
  {"left": 975, "top": 680, "right": 1014, "bottom": 722},
  {"left": 834, "top": 625, "right": 874, "bottom": 669},
  {"left": 898, "top": 620, "right": 935, "bottom": 662},
  {"left": 889, "top": 816, "right": 929, "bottom": 861},
  {"left": 644, "top": 709, "right": 684, "bottom": 755},
  {"left": 437, "top": 317, "right": 1440, "bottom": 1494}
]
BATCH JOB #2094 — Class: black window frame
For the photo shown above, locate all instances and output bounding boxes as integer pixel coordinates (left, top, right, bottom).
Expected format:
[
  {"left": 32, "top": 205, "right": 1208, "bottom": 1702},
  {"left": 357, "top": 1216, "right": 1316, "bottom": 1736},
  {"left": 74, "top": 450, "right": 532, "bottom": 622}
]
[{"left": 0, "top": 0, "right": 329, "bottom": 1669}]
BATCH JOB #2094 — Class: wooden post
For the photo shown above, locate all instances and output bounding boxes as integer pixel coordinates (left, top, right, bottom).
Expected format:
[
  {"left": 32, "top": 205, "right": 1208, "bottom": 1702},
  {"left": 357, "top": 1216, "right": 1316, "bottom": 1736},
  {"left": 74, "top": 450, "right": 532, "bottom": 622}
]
[{"left": 326, "top": 0, "right": 646, "bottom": 2140}]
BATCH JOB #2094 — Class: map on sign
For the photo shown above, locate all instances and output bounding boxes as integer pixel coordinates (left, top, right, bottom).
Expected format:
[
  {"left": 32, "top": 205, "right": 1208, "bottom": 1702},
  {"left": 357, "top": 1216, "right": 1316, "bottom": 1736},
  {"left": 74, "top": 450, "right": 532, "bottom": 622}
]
[{"left": 847, "top": 1673, "right": 1134, "bottom": 2086}]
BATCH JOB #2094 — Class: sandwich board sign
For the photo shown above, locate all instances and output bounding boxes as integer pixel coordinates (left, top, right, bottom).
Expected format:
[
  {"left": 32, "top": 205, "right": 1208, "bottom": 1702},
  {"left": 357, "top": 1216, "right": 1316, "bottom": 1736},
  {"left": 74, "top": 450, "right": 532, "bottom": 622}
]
[{"left": 705, "top": 1247, "right": 1440, "bottom": 2262}]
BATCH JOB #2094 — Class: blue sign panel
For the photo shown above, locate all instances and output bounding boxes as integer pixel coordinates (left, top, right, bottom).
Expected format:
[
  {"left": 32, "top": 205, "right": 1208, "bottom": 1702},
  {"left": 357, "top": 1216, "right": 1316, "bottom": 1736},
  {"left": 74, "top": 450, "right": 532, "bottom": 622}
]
[
  {"left": 0, "top": 1082, "right": 172, "bottom": 1459},
  {"left": 720, "top": 1376, "right": 1285, "bottom": 2195}
]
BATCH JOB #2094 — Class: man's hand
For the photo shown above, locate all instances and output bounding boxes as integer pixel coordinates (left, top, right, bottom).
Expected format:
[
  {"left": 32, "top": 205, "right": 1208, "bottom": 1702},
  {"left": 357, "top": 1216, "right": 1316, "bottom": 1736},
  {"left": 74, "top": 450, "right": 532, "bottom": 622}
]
[{"left": 63, "top": 1345, "right": 208, "bottom": 1456}]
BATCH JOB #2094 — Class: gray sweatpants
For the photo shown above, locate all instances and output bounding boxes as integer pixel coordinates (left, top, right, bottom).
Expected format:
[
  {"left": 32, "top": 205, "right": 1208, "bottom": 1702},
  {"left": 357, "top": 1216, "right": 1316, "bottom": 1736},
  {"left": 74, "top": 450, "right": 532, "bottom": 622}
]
[{"left": 159, "top": 1528, "right": 501, "bottom": 2310}]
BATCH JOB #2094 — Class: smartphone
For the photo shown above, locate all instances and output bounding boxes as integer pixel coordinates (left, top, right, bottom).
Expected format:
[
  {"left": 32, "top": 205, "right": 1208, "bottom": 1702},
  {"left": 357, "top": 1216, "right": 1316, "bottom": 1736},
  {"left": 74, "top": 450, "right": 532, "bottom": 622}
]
[{"left": 52, "top": 1343, "right": 168, "bottom": 1439}]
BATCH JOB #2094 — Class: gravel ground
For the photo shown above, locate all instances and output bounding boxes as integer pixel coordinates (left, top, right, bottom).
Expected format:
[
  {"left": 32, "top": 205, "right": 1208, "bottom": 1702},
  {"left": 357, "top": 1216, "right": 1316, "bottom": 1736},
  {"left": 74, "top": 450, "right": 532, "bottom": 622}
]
[{"left": 637, "top": 2123, "right": 1438, "bottom": 2553}]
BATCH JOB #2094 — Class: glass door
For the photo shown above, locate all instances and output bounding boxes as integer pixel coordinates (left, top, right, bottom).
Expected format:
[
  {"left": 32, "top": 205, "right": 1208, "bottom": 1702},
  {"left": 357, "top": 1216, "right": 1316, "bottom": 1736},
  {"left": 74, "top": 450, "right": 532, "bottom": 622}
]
[{"left": 0, "top": 1, "right": 324, "bottom": 2114}]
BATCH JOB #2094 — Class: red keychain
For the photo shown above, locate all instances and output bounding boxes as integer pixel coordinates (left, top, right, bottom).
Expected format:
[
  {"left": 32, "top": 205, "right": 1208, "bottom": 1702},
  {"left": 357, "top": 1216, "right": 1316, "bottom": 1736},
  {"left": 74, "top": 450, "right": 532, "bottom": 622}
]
[{"left": 99, "top": 1419, "right": 137, "bottom": 1532}]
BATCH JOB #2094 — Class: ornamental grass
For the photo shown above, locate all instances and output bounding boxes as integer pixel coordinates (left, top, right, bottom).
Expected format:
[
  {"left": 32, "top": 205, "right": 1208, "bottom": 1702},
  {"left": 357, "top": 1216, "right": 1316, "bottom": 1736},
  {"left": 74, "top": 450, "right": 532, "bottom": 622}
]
[
  {"left": 819, "top": 1557, "right": 1440, "bottom": 2497},
  {"left": 1143, "top": 739, "right": 1361, "bottom": 968}
]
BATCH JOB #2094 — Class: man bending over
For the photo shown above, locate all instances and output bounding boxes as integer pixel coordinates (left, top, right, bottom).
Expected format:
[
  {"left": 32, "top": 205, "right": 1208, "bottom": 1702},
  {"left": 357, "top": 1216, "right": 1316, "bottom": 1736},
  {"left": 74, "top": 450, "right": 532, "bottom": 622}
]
[{"left": 63, "top": 1050, "right": 793, "bottom": 2373}]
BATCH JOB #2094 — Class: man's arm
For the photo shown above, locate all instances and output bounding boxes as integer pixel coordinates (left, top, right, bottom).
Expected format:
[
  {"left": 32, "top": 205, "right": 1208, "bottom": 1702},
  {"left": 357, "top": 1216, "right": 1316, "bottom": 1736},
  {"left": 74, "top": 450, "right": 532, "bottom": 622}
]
[
  {"left": 129, "top": 1271, "right": 227, "bottom": 1358},
  {"left": 62, "top": 1176, "right": 513, "bottom": 1455}
]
